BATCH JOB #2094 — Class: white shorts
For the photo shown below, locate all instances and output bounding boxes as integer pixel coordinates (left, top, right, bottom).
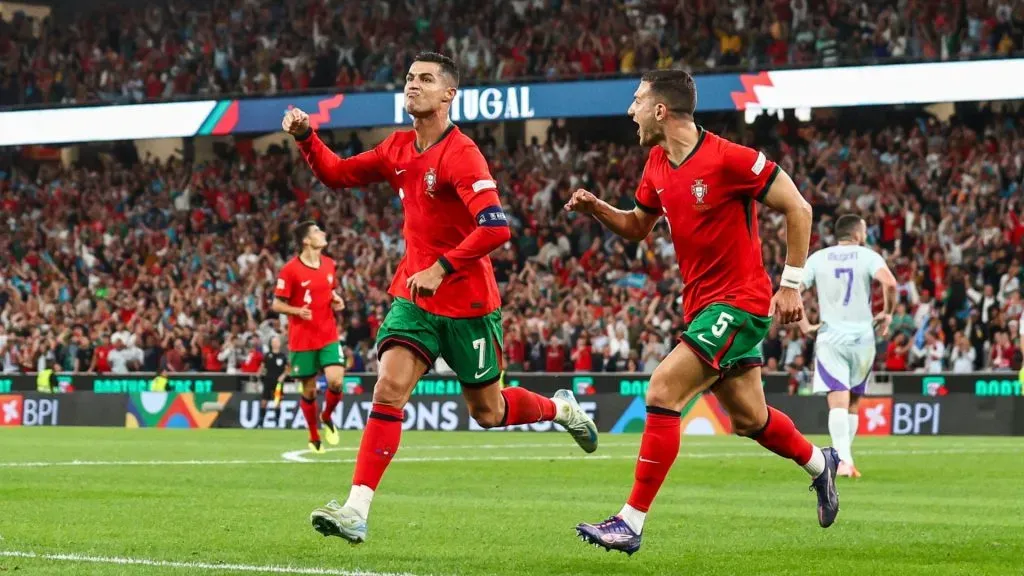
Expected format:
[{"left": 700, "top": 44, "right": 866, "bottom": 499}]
[{"left": 812, "top": 331, "right": 876, "bottom": 395}]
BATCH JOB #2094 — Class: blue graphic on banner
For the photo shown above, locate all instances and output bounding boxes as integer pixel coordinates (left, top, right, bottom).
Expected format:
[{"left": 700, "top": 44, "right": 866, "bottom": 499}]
[{"left": 230, "top": 74, "right": 745, "bottom": 134}]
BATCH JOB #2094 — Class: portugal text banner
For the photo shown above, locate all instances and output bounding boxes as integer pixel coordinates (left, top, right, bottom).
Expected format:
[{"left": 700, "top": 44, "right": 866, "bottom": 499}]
[{"left": 3, "top": 59, "right": 1023, "bottom": 146}]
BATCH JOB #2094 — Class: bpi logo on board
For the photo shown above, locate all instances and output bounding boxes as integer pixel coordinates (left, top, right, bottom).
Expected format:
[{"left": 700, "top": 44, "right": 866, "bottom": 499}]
[
  {"left": 858, "top": 397, "right": 892, "bottom": 436},
  {"left": 0, "top": 394, "right": 23, "bottom": 426}
]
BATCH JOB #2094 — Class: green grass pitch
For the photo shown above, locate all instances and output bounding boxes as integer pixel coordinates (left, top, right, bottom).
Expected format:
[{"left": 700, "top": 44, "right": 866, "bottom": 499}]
[{"left": 1, "top": 428, "right": 1022, "bottom": 575}]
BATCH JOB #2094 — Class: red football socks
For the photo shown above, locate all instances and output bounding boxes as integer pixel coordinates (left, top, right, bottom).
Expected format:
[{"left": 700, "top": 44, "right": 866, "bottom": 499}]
[
  {"left": 322, "top": 388, "right": 343, "bottom": 423},
  {"left": 300, "top": 395, "right": 320, "bottom": 443},
  {"left": 626, "top": 407, "right": 681, "bottom": 513},
  {"left": 499, "top": 387, "right": 557, "bottom": 425},
  {"left": 352, "top": 403, "right": 405, "bottom": 490},
  {"left": 752, "top": 406, "right": 814, "bottom": 465}
]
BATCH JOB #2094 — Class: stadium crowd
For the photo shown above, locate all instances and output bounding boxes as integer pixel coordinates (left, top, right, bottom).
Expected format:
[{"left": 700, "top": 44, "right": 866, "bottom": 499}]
[
  {"left": 2, "top": 0, "right": 1023, "bottom": 108},
  {"left": 1, "top": 103, "right": 1023, "bottom": 380}
]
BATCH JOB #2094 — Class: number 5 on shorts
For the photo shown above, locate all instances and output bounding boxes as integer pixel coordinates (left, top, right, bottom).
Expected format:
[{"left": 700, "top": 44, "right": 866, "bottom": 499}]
[
  {"left": 697, "top": 312, "right": 734, "bottom": 346},
  {"left": 711, "top": 312, "right": 734, "bottom": 338}
]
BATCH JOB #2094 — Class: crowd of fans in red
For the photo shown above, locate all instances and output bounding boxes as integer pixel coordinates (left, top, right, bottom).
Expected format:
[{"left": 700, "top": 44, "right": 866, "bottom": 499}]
[
  {"left": 1, "top": 0, "right": 1022, "bottom": 108},
  {"left": 1, "top": 103, "right": 1022, "bottom": 381}
]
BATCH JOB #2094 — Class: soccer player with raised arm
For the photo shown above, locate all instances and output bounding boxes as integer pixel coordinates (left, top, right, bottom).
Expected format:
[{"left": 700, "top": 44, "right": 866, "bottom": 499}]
[
  {"left": 800, "top": 214, "right": 897, "bottom": 478},
  {"left": 282, "top": 52, "right": 597, "bottom": 545},
  {"left": 272, "top": 221, "right": 347, "bottom": 453},
  {"left": 566, "top": 70, "right": 840, "bottom": 555}
]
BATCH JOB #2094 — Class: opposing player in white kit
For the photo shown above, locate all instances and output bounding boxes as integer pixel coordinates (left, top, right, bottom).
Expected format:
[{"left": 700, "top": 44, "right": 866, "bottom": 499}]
[{"left": 801, "top": 215, "right": 897, "bottom": 478}]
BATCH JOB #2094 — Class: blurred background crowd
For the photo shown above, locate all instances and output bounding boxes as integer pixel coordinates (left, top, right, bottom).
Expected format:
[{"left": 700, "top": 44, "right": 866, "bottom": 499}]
[
  {"left": 1, "top": 0, "right": 1022, "bottom": 109},
  {"left": 2, "top": 102, "right": 1023, "bottom": 380},
  {"left": 1, "top": 0, "right": 1023, "bottom": 386}
]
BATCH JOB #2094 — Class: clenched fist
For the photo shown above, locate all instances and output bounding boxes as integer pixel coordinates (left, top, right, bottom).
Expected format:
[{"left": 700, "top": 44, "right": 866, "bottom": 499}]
[
  {"left": 564, "top": 188, "right": 600, "bottom": 215},
  {"left": 282, "top": 108, "right": 310, "bottom": 136}
]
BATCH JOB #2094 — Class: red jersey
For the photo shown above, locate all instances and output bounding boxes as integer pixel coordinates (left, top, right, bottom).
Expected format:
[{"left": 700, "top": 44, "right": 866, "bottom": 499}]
[
  {"left": 297, "top": 126, "right": 505, "bottom": 318},
  {"left": 634, "top": 128, "right": 778, "bottom": 323},
  {"left": 274, "top": 256, "right": 339, "bottom": 351}
]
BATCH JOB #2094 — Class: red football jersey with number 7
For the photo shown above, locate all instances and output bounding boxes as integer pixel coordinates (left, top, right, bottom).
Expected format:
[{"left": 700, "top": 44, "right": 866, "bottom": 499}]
[
  {"left": 634, "top": 127, "right": 780, "bottom": 323},
  {"left": 274, "top": 256, "right": 338, "bottom": 352}
]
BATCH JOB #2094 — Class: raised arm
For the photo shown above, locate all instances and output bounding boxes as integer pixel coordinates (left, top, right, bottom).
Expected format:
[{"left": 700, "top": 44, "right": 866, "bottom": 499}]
[{"left": 284, "top": 108, "right": 388, "bottom": 189}]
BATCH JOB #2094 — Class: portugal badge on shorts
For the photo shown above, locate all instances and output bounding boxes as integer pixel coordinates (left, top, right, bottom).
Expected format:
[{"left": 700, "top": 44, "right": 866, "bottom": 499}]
[
  {"left": 424, "top": 168, "right": 438, "bottom": 197},
  {"left": 691, "top": 179, "right": 710, "bottom": 211}
]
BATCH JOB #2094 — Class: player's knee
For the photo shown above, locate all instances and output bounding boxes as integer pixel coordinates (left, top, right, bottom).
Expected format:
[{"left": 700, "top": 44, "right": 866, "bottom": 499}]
[
  {"left": 325, "top": 373, "right": 344, "bottom": 391},
  {"left": 732, "top": 417, "right": 763, "bottom": 437},
  {"left": 644, "top": 372, "right": 679, "bottom": 410},
  {"left": 371, "top": 375, "right": 407, "bottom": 408},
  {"left": 468, "top": 403, "right": 504, "bottom": 429}
]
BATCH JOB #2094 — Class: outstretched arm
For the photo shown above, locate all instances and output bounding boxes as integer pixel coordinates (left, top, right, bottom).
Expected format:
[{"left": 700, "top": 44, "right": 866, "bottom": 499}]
[
  {"left": 564, "top": 189, "right": 661, "bottom": 242},
  {"left": 284, "top": 108, "right": 387, "bottom": 189}
]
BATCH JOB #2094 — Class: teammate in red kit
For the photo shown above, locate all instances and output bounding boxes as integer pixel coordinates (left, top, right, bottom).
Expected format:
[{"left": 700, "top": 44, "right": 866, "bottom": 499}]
[
  {"left": 568, "top": 70, "right": 840, "bottom": 555},
  {"left": 272, "top": 221, "right": 347, "bottom": 454},
  {"left": 282, "top": 52, "right": 598, "bottom": 544}
]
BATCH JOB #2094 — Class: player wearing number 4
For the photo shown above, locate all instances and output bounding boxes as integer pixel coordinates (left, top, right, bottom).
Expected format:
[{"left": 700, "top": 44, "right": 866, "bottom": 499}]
[
  {"left": 799, "top": 214, "right": 898, "bottom": 478},
  {"left": 283, "top": 52, "right": 597, "bottom": 545},
  {"left": 272, "top": 221, "right": 348, "bottom": 455},
  {"left": 567, "top": 70, "right": 840, "bottom": 555}
]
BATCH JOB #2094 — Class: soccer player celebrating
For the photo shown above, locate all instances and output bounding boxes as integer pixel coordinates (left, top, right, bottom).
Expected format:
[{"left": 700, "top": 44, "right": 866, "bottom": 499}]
[
  {"left": 800, "top": 214, "right": 898, "bottom": 478},
  {"left": 566, "top": 70, "right": 840, "bottom": 555},
  {"left": 282, "top": 52, "right": 597, "bottom": 544},
  {"left": 272, "top": 221, "right": 347, "bottom": 454}
]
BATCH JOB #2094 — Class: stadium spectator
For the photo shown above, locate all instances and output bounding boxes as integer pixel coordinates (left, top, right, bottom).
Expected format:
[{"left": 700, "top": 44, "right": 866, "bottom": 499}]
[
  {"left": 1, "top": 0, "right": 1022, "bottom": 109},
  {"left": 1, "top": 101, "right": 1023, "bottom": 380}
]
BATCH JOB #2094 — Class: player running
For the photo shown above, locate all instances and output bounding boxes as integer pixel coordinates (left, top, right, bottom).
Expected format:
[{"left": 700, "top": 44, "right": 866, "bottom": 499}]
[
  {"left": 567, "top": 70, "right": 840, "bottom": 555},
  {"left": 282, "top": 52, "right": 597, "bottom": 544},
  {"left": 272, "top": 221, "right": 347, "bottom": 454},
  {"left": 800, "top": 214, "right": 897, "bottom": 478}
]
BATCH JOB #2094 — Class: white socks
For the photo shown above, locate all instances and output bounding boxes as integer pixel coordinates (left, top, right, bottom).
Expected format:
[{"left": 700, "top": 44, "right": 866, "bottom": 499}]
[
  {"left": 551, "top": 397, "right": 570, "bottom": 425},
  {"left": 848, "top": 413, "right": 859, "bottom": 456},
  {"left": 802, "top": 445, "right": 826, "bottom": 477},
  {"left": 618, "top": 504, "right": 646, "bottom": 534},
  {"left": 828, "top": 408, "right": 853, "bottom": 465},
  {"left": 344, "top": 484, "right": 375, "bottom": 519}
]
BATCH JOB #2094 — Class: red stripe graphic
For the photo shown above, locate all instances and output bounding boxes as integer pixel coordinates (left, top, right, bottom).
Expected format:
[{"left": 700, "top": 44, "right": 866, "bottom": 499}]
[
  {"left": 211, "top": 101, "right": 240, "bottom": 135},
  {"left": 730, "top": 71, "right": 773, "bottom": 110}
]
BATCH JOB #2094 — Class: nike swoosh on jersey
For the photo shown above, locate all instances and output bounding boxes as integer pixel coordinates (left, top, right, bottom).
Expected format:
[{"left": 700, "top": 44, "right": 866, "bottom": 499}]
[
  {"left": 395, "top": 169, "right": 406, "bottom": 175},
  {"left": 301, "top": 281, "right": 311, "bottom": 287},
  {"left": 474, "top": 367, "right": 493, "bottom": 379},
  {"left": 697, "top": 334, "right": 715, "bottom": 346}
]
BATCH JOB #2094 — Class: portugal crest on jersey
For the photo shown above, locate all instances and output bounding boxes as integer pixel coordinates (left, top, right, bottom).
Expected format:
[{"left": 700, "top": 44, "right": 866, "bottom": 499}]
[
  {"left": 424, "top": 168, "right": 437, "bottom": 197},
  {"left": 691, "top": 179, "right": 708, "bottom": 204}
]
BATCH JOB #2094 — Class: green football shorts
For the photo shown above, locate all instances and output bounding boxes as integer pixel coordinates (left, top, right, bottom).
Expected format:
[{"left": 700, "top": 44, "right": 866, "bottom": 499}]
[
  {"left": 680, "top": 303, "right": 770, "bottom": 371},
  {"left": 376, "top": 298, "right": 504, "bottom": 386},
  {"left": 290, "top": 343, "right": 346, "bottom": 379}
]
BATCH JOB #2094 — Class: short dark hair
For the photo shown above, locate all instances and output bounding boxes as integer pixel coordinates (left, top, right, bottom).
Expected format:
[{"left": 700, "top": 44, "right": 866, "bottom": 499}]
[
  {"left": 640, "top": 70, "right": 696, "bottom": 116},
  {"left": 292, "top": 220, "right": 317, "bottom": 251},
  {"left": 834, "top": 214, "right": 864, "bottom": 240},
  {"left": 413, "top": 51, "right": 460, "bottom": 87}
]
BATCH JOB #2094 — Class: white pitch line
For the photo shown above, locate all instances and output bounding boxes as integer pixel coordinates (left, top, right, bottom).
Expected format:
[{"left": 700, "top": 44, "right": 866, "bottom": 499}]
[
  {"left": 281, "top": 441, "right": 642, "bottom": 463},
  {"left": 0, "top": 550, "right": 419, "bottom": 576},
  {"left": 3, "top": 446, "right": 1022, "bottom": 469}
]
